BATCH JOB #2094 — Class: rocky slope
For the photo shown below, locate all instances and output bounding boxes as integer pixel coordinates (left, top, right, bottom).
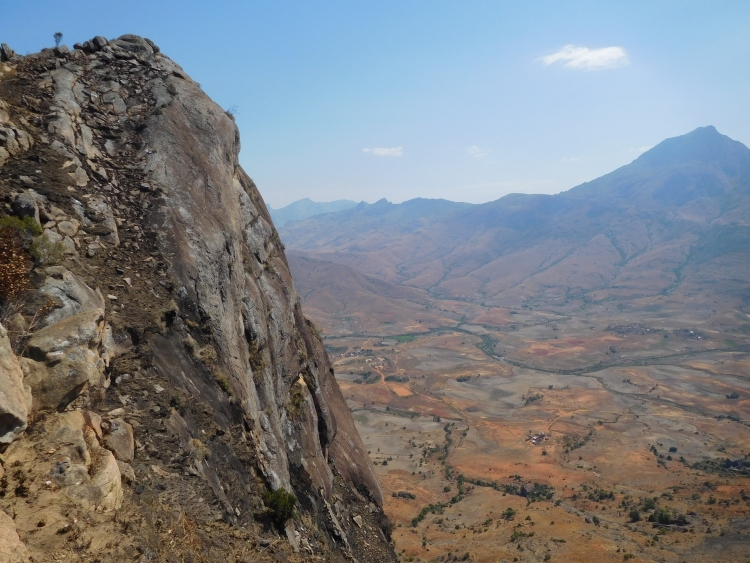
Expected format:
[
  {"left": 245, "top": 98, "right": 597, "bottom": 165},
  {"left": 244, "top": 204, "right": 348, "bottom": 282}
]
[{"left": 0, "top": 36, "right": 395, "bottom": 562}]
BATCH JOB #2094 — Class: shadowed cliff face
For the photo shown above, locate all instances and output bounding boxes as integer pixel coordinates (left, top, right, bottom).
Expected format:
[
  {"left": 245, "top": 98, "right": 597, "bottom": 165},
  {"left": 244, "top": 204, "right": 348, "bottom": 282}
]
[
  {"left": 0, "top": 35, "right": 393, "bottom": 562},
  {"left": 140, "top": 35, "right": 381, "bottom": 506}
]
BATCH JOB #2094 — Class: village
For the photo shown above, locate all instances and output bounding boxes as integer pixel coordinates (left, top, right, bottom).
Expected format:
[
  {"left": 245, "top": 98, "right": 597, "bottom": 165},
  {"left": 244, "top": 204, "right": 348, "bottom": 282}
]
[{"left": 526, "top": 430, "right": 551, "bottom": 446}]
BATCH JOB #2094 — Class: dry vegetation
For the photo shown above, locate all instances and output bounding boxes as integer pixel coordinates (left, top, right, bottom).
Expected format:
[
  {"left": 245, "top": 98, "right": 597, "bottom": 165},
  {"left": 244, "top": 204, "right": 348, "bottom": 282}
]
[{"left": 310, "top": 290, "right": 750, "bottom": 562}]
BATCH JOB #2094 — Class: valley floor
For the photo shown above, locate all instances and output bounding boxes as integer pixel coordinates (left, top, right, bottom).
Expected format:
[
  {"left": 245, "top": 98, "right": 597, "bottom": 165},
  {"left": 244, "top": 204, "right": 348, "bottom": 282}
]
[{"left": 319, "top": 301, "right": 750, "bottom": 563}]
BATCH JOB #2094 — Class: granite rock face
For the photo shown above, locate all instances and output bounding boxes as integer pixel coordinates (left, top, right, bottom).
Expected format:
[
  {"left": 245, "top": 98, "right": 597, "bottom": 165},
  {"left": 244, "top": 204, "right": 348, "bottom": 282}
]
[
  {"left": 0, "top": 35, "right": 394, "bottom": 562},
  {"left": 0, "top": 324, "right": 30, "bottom": 445},
  {"left": 143, "top": 56, "right": 381, "bottom": 504}
]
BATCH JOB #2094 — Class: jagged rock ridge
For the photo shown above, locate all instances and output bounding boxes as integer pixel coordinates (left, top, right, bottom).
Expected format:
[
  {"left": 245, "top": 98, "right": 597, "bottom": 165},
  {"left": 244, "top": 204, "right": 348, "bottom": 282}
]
[{"left": 0, "top": 35, "right": 395, "bottom": 562}]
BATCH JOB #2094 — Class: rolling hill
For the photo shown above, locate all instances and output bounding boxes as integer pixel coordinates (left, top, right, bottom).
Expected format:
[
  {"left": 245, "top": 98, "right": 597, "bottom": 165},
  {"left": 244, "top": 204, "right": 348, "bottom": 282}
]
[{"left": 281, "top": 126, "right": 750, "bottom": 315}]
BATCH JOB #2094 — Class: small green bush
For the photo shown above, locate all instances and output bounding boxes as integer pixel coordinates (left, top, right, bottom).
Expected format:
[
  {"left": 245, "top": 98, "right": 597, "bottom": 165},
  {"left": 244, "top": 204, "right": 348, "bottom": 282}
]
[
  {"left": 30, "top": 235, "right": 64, "bottom": 266},
  {"left": 263, "top": 487, "right": 297, "bottom": 527},
  {"left": 0, "top": 216, "right": 41, "bottom": 236}
]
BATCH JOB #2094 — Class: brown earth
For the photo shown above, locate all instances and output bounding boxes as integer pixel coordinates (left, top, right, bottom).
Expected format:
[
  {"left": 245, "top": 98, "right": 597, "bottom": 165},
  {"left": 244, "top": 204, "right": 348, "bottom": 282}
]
[{"left": 284, "top": 191, "right": 750, "bottom": 561}]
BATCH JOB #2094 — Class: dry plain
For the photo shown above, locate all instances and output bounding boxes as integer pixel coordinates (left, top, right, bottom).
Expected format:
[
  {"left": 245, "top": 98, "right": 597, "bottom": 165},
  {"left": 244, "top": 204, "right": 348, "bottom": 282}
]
[{"left": 318, "top": 297, "right": 750, "bottom": 563}]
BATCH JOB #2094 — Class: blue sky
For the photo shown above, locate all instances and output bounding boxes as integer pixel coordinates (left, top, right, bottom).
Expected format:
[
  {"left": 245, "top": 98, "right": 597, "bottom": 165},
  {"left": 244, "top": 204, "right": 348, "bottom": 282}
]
[{"left": 3, "top": 1, "right": 749, "bottom": 207}]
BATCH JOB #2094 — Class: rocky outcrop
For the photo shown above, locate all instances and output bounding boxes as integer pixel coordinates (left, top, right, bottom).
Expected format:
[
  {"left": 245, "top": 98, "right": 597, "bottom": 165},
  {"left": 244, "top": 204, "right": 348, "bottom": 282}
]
[
  {"left": 0, "top": 324, "right": 30, "bottom": 445},
  {"left": 144, "top": 58, "right": 382, "bottom": 504},
  {"left": 0, "top": 509, "right": 30, "bottom": 563},
  {"left": 0, "top": 35, "right": 394, "bottom": 563},
  {"left": 22, "top": 308, "right": 109, "bottom": 412}
]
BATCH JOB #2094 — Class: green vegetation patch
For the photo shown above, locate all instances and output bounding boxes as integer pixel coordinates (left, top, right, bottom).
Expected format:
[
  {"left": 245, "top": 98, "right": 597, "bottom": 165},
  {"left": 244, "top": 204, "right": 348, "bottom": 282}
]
[{"left": 691, "top": 455, "right": 750, "bottom": 476}]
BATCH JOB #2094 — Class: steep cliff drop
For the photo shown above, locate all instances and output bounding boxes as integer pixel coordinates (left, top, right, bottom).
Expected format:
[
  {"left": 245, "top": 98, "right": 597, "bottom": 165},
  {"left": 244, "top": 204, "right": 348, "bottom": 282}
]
[{"left": 0, "top": 35, "right": 396, "bottom": 562}]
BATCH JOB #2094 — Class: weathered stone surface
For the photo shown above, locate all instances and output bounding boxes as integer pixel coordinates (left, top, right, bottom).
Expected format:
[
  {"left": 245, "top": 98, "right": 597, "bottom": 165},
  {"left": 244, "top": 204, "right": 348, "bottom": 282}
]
[
  {"left": 44, "top": 412, "right": 123, "bottom": 511},
  {"left": 38, "top": 266, "right": 105, "bottom": 327},
  {"left": 110, "top": 34, "right": 154, "bottom": 58},
  {"left": 0, "top": 35, "right": 395, "bottom": 562},
  {"left": 56, "top": 219, "right": 78, "bottom": 238},
  {"left": 116, "top": 460, "right": 135, "bottom": 484},
  {"left": 0, "top": 43, "right": 15, "bottom": 62},
  {"left": 0, "top": 509, "right": 30, "bottom": 563},
  {"left": 92, "top": 36, "right": 109, "bottom": 49},
  {"left": 23, "top": 309, "right": 107, "bottom": 411},
  {"left": 11, "top": 192, "right": 39, "bottom": 224},
  {"left": 72, "top": 196, "right": 118, "bottom": 245},
  {"left": 145, "top": 50, "right": 383, "bottom": 504},
  {"left": 0, "top": 323, "right": 30, "bottom": 445},
  {"left": 104, "top": 418, "right": 134, "bottom": 462}
]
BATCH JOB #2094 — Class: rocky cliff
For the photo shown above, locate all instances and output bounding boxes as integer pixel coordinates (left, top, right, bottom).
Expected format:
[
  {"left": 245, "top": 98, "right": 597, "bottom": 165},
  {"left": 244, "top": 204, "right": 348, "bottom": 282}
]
[{"left": 0, "top": 35, "right": 395, "bottom": 562}]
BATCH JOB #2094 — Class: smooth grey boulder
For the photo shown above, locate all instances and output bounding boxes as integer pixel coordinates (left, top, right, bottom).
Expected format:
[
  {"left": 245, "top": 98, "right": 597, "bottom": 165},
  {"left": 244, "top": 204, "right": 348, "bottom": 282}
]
[
  {"left": 38, "top": 266, "right": 105, "bottom": 327},
  {"left": 110, "top": 35, "right": 154, "bottom": 58},
  {"left": 22, "top": 309, "right": 107, "bottom": 412},
  {"left": 0, "top": 323, "right": 31, "bottom": 445},
  {"left": 92, "top": 36, "right": 109, "bottom": 49}
]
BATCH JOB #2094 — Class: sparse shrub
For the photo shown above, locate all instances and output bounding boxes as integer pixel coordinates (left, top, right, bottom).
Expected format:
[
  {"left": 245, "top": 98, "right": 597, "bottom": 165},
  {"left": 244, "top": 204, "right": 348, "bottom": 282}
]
[
  {"left": 29, "top": 235, "right": 64, "bottom": 266},
  {"left": 0, "top": 216, "right": 42, "bottom": 237},
  {"left": 263, "top": 488, "right": 297, "bottom": 527},
  {"left": 629, "top": 508, "right": 641, "bottom": 522},
  {"left": 189, "top": 438, "right": 210, "bottom": 462},
  {"left": 53, "top": 32, "right": 63, "bottom": 47},
  {"left": 166, "top": 82, "right": 178, "bottom": 96},
  {"left": 592, "top": 515, "right": 600, "bottom": 526},
  {"left": 502, "top": 507, "right": 517, "bottom": 521},
  {"left": 287, "top": 381, "right": 306, "bottom": 420},
  {"left": 0, "top": 222, "right": 32, "bottom": 322},
  {"left": 212, "top": 367, "right": 231, "bottom": 394},
  {"left": 170, "top": 395, "right": 186, "bottom": 412}
]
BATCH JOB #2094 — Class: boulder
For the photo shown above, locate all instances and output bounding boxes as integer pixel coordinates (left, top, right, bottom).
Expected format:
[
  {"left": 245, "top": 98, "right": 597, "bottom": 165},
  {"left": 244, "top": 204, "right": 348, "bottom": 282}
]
[
  {"left": 0, "top": 509, "right": 30, "bottom": 563},
  {"left": 55, "top": 220, "right": 78, "bottom": 237},
  {"left": 92, "top": 36, "right": 109, "bottom": 49},
  {"left": 11, "top": 192, "right": 39, "bottom": 225},
  {"left": 104, "top": 418, "right": 134, "bottom": 462},
  {"left": 0, "top": 43, "right": 15, "bottom": 62},
  {"left": 0, "top": 323, "right": 31, "bottom": 445},
  {"left": 72, "top": 196, "right": 119, "bottom": 245},
  {"left": 22, "top": 309, "right": 107, "bottom": 412},
  {"left": 66, "top": 448, "right": 122, "bottom": 511},
  {"left": 46, "top": 412, "right": 123, "bottom": 511},
  {"left": 38, "top": 266, "right": 105, "bottom": 327},
  {"left": 110, "top": 35, "right": 154, "bottom": 58}
]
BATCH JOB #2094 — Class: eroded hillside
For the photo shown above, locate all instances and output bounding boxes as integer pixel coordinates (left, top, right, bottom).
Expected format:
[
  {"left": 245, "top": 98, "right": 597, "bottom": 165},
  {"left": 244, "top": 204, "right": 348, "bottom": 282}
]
[{"left": 0, "top": 36, "right": 396, "bottom": 562}]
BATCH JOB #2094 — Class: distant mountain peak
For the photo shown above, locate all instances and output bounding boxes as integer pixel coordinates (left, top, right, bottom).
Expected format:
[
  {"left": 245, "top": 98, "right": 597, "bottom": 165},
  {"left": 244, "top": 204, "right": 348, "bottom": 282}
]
[
  {"left": 635, "top": 125, "right": 750, "bottom": 168},
  {"left": 268, "top": 198, "right": 359, "bottom": 226}
]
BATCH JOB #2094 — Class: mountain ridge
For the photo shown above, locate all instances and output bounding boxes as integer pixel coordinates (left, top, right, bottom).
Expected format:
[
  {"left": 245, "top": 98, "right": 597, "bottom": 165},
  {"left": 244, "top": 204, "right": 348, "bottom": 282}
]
[
  {"left": 268, "top": 197, "right": 358, "bottom": 226},
  {"left": 280, "top": 126, "right": 750, "bottom": 310}
]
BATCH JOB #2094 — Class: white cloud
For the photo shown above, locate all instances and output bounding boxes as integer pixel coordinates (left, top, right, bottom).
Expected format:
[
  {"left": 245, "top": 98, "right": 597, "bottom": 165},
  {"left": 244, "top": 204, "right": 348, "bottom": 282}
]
[
  {"left": 363, "top": 147, "right": 403, "bottom": 157},
  {"left": 466, "top": 145, "right": 489, "bottom": 159},
  {"left": 539, "top": 45, "right": 629, "bottom": 71}
]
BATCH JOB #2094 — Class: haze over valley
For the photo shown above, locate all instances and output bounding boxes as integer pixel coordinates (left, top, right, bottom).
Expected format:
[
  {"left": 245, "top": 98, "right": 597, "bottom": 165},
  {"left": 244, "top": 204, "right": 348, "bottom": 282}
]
[
  {"left": 282, "top": 126, "right": 750, "bottom": 562},
  {"left": 3, "top": 3, "right": 750, "bottom": 563}
]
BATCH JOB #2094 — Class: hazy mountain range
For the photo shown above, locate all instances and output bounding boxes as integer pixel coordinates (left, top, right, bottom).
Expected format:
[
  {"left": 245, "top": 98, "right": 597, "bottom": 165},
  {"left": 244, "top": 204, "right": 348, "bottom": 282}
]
[
  {"left": 281, "top": 126, "right": 750, "bottom": 316},
  {"left": 268, "top": 197, "right": 358, "bottom": 226}
]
